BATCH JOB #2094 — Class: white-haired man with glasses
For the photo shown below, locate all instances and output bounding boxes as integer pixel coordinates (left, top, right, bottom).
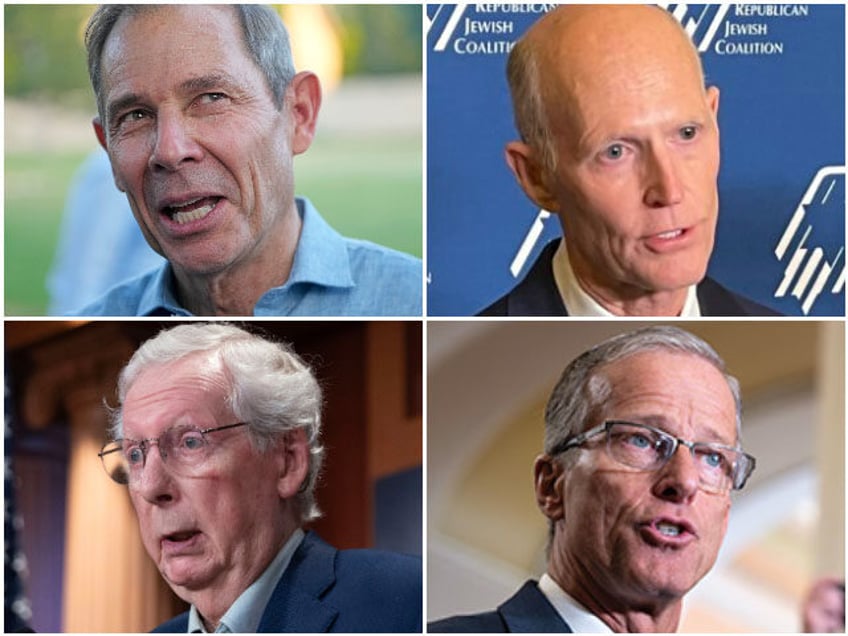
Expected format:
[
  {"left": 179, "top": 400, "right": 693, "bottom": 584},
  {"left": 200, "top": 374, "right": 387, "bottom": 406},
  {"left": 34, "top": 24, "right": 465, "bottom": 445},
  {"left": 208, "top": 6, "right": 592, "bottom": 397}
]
[
  {"left": 98, "top": 323, "right": 421, "bottom": 633},
  {"left": 430, "top": 325, "right": 756, "bottom": 633}
]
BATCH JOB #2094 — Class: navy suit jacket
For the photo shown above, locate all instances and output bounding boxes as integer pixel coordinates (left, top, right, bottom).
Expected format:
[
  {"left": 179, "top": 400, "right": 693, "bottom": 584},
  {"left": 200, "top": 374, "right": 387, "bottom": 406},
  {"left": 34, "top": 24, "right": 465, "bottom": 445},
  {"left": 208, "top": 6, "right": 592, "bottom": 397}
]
[
  {"left": 428, "top": 580, "right": 572, "bottom": 633},
  {"left": 151, "top": 532, "right": 422, "bottom": 633},
  {"left": 479, "top": 239, "right": 781, "bottom": 317}
]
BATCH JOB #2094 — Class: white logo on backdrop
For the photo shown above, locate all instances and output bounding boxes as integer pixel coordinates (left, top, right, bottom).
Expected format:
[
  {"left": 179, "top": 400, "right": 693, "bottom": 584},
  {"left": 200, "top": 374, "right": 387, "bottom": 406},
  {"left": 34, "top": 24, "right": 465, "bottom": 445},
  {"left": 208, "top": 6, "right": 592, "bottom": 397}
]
[{"left": 774, "top": 167, "right": 846, "bottom": 315}]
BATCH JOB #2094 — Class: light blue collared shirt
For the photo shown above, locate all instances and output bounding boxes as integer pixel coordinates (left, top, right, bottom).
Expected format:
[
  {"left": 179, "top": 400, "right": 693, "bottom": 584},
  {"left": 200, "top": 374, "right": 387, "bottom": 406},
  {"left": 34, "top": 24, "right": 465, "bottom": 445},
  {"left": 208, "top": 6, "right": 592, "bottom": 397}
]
[
  {"left": 71, "top": 197, "right": 422, "bottom": 317},
  {"left": 187, "top": 529, "right": 305, "bottom": 633}
]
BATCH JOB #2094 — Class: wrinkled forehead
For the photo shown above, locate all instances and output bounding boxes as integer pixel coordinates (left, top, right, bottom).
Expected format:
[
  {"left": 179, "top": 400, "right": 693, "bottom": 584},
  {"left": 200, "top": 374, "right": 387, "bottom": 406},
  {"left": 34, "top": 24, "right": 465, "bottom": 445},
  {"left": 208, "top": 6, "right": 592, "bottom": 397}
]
[
  {"left": 100, "top": 5, "right": 246, "bottom": 84},
  {"left": 592, "top": 350, "right": 737, "bottom": 443},
  {"left": 121, "top": 352, "right": 232, "bottom": 430}
]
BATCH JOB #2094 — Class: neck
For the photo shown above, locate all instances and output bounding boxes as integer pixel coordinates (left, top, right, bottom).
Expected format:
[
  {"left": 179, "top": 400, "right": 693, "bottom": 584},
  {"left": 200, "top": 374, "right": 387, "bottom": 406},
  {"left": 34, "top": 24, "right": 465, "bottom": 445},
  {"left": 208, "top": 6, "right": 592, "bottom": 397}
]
[
  {"left": 173, "top": 204, "right": 302, "bottom": 316},
  {"left": 185, "top": 517, "right": 301, "bottom": 631},
  {"left": 547, "top": 543, "right": 683, "bottom": 633},
  {"left": 561, "top": 242, "right": 689, "bottom": 316},
  {"left": 579, "top": 279, "right": 688, "bottom": 317}
]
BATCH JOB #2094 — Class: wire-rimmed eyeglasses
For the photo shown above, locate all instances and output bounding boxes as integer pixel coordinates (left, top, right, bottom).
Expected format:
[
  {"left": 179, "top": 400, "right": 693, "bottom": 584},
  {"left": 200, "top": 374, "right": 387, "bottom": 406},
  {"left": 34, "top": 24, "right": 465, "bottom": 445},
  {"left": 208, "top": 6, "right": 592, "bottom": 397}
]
[
  {"left": 551, "top": 420, "right": 756, "bottom": 494},
  {"left": 98, "top": 422, "right": 249, "bottom": 485}
]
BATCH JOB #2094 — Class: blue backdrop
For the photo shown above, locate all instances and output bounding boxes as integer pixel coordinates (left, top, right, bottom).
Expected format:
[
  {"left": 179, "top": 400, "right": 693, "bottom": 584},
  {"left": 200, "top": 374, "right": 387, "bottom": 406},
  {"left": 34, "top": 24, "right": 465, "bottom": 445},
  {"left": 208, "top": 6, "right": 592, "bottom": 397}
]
[{"left": 426, "top": 4, "right": 845, "bottom": 316}]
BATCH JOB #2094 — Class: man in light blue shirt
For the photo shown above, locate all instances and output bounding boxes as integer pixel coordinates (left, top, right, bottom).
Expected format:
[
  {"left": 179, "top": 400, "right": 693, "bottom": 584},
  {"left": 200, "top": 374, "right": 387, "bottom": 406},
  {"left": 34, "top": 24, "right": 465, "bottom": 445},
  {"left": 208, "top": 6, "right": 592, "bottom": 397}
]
[
  {"left": 76, "top": 197, "right": 421, "bottom": 316},
  {"left": 78, "top": 4, "right": 421, "bottom": 317}
]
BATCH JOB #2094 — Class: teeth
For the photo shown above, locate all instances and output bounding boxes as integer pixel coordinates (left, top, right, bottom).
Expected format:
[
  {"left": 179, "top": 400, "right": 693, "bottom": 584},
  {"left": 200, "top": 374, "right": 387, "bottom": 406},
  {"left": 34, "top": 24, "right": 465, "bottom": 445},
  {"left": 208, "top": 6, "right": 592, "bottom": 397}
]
[
  {"left": 173, "top": 204, "right": 214, "bottom": 224},
  {"left": 656, "top": 229, "right": 683, "bottom": 240},
  {"left": 657, "top": 523, "right": 681, "bottom": 537}
]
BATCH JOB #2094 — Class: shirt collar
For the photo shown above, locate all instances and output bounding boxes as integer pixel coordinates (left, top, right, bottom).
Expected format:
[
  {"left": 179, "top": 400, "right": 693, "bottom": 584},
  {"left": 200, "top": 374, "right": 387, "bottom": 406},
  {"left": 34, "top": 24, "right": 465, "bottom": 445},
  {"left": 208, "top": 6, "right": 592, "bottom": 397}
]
[
  {"left": 187, "top": 529, "right": 305, "bottom": 633},
  {"left": 136, "top": 263, "right": 190, "bottom": 316},
  {"left": 136, "top": 197, "right": 354, "bottom": 316},
  {"left": 552, "top": 240, "right": 701, "bottom": 317},
  {"left": 285, "top": 197, "right": 354, "bottom": 288},
  {"left": 538, "top": 573, "right": 614, "bottom": 634}
]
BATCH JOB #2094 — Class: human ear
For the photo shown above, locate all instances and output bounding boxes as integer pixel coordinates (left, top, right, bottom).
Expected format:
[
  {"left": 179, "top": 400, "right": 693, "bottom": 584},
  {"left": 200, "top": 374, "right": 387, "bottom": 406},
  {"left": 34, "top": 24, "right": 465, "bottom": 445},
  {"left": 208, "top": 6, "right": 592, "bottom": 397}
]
[
  {"left": 505, "top": 141, "right": 559, "bottom": 212},
  {"left": 287, "top": 71, "right": 322, "bottom": 156},
  {"left": 92, "top": 118, "right": 126, "bottom": 193},
  {"left": 93, "top": 117, "right": 108, "bottom": 150},
  {"left": 534, "top": 454, "right": 566, "bottom": 521},
  {"left": 706, "top": 85, "right": 720, "bottom": 118},
  {"left": 276, "top": 427, "right": 310, "bottom": 500}
]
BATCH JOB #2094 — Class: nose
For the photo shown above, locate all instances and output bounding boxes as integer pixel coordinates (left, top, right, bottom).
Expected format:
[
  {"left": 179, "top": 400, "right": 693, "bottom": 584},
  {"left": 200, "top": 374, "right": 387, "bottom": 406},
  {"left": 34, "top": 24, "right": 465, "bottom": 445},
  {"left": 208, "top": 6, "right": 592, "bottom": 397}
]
[
  {"left": 652, "top": 444, "right": 699, "bottom": 502},
  {"left": 148, "top": 109, "right": 203, "bottom": 172},
  {"left": 643, "top": 144, "right": 684, "bottom": 208},
  {"left": 130, "top": 444, "right": 176, "bottom": 506}
]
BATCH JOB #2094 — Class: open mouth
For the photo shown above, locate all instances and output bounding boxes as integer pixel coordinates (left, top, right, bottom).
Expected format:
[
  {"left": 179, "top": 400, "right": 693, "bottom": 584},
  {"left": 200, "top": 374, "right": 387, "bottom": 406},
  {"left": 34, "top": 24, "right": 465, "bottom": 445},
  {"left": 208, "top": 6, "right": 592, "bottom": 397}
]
[
  {"left": 639, "top": 518, "right": 696, "bottom": 546},
  {"left": 163, "top": 530, "right": 200, "bottom": 543},
  {"left": 655, "top": 229, "right": 684, "bottom": 240},
  {"left": 656, "top": 521, "right": 684, "bottom": 537},
  {"left": 162, "top": 197, "right": 221, "bottom": 224}
]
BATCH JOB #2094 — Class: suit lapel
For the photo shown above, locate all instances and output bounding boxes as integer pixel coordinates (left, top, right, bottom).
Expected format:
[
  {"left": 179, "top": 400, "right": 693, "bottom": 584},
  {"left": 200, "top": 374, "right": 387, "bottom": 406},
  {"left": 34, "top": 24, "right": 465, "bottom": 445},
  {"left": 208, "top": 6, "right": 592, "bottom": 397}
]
[
  {"left": 498, "top": 580, "right": 572, "bottom": 633},
  {"left": 256, "top": 532, "right": 340, "bottom": 633},
  {"left": 507, "top": 240, "right": 570, "bottom": 316}
]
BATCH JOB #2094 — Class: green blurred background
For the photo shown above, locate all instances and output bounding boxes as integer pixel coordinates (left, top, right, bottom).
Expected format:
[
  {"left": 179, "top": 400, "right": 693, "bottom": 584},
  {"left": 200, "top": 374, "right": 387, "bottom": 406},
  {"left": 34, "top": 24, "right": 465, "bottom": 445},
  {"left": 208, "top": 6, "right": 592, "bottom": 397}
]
[{"left": 5, "top": 4, "right": 423, "bottom": 315}]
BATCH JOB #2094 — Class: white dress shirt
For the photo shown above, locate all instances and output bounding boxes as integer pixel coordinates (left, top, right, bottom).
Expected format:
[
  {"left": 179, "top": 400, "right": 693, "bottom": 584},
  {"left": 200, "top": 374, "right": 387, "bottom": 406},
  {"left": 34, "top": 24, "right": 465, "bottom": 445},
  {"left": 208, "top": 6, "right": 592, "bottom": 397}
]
[
  {"left": 551, "top": 240, "right": 701, "bottom": 317},
  {"left": 538, "top": 573, "right": 614, "bottom": 633}
]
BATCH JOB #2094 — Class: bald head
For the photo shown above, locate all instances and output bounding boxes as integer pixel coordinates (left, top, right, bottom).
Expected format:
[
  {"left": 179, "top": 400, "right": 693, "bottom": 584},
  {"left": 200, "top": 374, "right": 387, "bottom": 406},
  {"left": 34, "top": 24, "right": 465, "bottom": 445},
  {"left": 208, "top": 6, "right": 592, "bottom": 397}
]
[
  {"left": 504, "top": 5, "right": 723, "bottom": 314},
  {"left": 508, "top": 5, "right": 707, "bottom": 172}
]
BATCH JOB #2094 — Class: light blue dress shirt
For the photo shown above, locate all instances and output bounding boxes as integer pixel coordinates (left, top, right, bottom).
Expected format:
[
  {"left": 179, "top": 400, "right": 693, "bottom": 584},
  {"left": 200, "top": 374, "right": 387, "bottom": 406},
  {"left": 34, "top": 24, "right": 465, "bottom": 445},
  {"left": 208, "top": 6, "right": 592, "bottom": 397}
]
[
  {"left": 71, "top": 197, "right": 422, "bottom": 316},
  {"left": 187, "top": 529, "right": 305, "bottom": 633}
]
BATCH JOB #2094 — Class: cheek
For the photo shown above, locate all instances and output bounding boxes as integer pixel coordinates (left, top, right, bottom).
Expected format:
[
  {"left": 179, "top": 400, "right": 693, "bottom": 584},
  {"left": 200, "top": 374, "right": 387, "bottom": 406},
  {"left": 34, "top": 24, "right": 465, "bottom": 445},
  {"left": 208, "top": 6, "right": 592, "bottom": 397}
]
[{"left": 130, "top": 499, "right": 159, "bottom": 552}]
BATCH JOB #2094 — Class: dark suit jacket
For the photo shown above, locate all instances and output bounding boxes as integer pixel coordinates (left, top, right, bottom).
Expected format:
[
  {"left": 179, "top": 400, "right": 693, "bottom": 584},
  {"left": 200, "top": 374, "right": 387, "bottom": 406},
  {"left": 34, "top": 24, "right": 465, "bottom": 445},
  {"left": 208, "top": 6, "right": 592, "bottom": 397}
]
[
  {"left": 152, "top": 532, "right": 422, "bottom": 633},
  {"left": 479, "top": 239, "right": 781, "bottom": 317},
  {"left": 428, "top": 580, "right": 572, "bottom": 633}
]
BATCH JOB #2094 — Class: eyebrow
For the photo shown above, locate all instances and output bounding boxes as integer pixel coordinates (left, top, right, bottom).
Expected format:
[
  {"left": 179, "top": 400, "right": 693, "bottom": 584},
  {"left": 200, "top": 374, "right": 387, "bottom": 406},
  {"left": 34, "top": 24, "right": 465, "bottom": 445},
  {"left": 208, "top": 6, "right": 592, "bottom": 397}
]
[
  {"left": 178, "top": 72, "right": 239, "bottom": 95},
  {"left": 106, "top": 92, "right": 144, "bottom": 126},
  {"left": 105, "top": 73, "right": 240, "bottom": 125},
  {"left": 628, "top": 415, "right": 734, "bottom": 445}
]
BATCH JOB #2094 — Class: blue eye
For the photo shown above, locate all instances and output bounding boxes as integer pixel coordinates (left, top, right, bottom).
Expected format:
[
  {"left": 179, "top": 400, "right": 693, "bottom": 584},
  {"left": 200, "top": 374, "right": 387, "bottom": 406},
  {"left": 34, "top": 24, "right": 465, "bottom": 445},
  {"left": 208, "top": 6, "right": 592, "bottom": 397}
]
[
  {"left": 697, "top": 448, "right": 728, "bottom": 470},
  {"left": 179, "top": 432, "right": 206, "bottom": 452},
  {"left": 603, "top": 144, "right": 625, "bottom": 160},
  {"left": 704, "top": 452, "right": 722, "bottom": 467},
  {"left": 126, "top": 446, "right": 145, "bottom": 465},
  {"left": 626, "top": 433, "right": 651, "bottom": 448}
]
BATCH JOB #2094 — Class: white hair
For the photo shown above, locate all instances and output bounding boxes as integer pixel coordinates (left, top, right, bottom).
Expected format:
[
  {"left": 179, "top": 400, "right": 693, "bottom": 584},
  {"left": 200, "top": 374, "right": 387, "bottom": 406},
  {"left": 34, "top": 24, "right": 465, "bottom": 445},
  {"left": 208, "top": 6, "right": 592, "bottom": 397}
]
[{"left": 111, "top": 322, "right": 324, "bottom": 522}]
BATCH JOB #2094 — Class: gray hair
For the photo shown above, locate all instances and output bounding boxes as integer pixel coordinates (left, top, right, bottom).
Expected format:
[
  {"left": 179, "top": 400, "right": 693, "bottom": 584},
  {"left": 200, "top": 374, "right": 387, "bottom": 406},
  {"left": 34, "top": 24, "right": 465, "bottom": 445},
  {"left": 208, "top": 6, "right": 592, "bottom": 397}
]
[
  {"left": 544, "top": 326, "right": 743, "bottom": 459},
  {"left": 85, "top": 4, "right": 296, "bottom": 125},
  {"left": 506, "top": 37, "right": 556, "bottom": 175},
  {"left": 110, "top": 323, "right": 324, "bottom": 523}
]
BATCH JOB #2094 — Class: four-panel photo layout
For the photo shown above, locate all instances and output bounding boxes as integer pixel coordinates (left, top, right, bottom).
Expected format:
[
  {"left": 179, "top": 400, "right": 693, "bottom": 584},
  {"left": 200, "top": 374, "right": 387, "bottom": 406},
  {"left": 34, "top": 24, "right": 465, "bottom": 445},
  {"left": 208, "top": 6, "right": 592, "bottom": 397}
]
[{"left": 4, "top": 4, "right": 845, "bottom": 634}]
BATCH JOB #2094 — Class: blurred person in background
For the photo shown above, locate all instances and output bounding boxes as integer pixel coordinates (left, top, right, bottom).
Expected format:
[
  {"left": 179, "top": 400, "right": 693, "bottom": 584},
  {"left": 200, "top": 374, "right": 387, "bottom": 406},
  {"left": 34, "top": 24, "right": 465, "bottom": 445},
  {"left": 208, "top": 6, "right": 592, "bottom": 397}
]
[
  {"left": 802, "top": 578, "right": 845, "bottom": 633},
  {"left": 47, "top": 150, "right": 163, "bottom": 314}
]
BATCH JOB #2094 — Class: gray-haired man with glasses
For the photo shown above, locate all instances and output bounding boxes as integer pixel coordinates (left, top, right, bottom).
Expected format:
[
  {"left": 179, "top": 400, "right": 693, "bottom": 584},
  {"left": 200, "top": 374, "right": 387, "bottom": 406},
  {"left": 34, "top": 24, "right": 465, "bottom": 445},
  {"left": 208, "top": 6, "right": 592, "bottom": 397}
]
[
  {"left": 430, "top": 325, "right": 756, "bottom": 633},
  {"left": 98, "top": 322, "right": 421, "bottom": 633}
]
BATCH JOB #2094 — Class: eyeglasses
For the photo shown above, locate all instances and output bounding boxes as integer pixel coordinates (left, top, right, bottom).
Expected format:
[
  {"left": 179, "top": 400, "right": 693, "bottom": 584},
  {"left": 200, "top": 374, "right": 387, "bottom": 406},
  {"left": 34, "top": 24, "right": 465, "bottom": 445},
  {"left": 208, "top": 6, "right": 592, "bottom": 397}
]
[
  {"left": 551, "top": 420, "right": 756, "bottom": 494},
  {"left": 98, "top": 422, "right": 249, "bottom": 485}
]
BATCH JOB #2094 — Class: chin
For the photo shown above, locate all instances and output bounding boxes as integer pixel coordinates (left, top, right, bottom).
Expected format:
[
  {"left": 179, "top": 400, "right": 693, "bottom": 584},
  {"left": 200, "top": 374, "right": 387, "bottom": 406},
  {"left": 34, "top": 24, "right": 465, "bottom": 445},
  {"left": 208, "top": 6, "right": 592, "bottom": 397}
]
[{"left": 644, "top": 261, "right": 709, "bottom": 293}]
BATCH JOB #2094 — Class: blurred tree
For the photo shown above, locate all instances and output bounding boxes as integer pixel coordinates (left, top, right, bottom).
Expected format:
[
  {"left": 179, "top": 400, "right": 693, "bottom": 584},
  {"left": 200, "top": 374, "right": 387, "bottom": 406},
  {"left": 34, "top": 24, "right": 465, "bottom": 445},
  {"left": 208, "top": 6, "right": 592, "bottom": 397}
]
[
  {"left": 5, "top": 5, "right": 420, "bottom": 104},
  {"left": 5, "top": 5, "right": 94, "bottom": 105},
  {"left": 334, "top": 6, "right": 421, "bottom": 75}
]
